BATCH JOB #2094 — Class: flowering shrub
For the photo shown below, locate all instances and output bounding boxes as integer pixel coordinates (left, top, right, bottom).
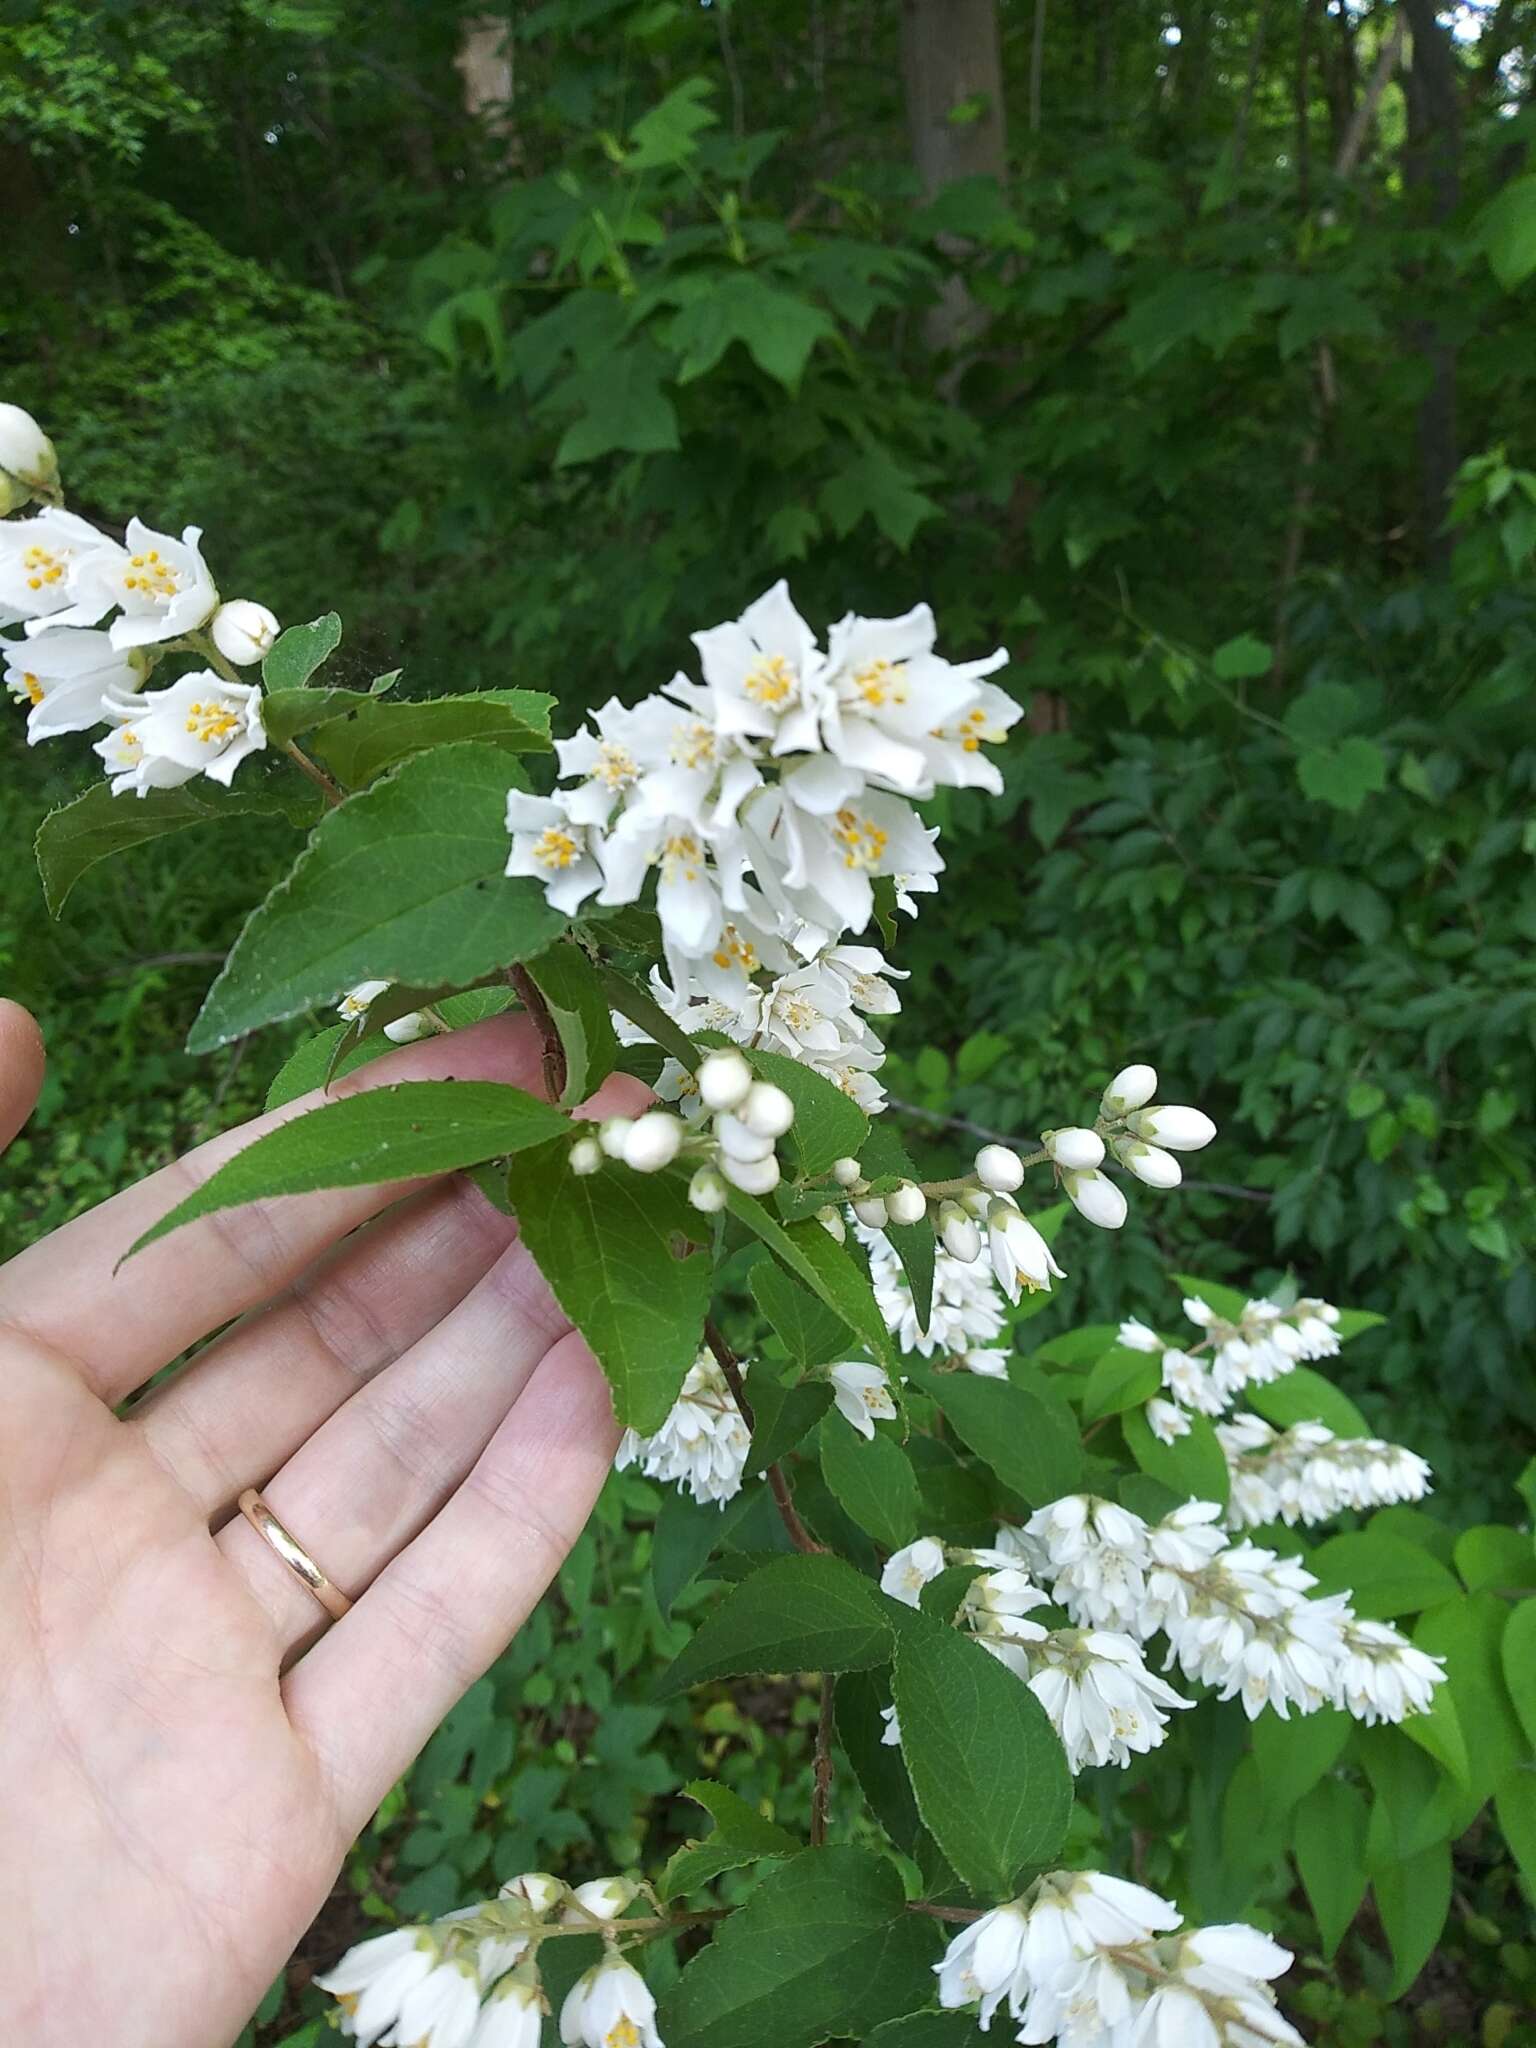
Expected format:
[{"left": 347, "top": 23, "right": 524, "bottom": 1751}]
[{"left": 6, "top": 408, "right": 1532, "bottom": 2048}]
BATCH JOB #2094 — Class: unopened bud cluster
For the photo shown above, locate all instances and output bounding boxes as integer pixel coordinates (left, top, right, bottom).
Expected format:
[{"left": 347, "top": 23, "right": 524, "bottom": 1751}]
[{"left": 569, "top": 1049, "right": 797, "bottom": 1208}]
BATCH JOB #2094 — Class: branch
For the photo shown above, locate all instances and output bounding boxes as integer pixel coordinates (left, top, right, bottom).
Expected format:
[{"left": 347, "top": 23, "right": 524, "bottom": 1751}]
[
  {"left": 508, "top": 963, "right": 567, "bottom": 1101},
  {"left": 704, "top": 1320, "right": 825, "bottom": 1556},
  {"left": 810, "top": 1674, "right": 836, "bottom": 1846}
]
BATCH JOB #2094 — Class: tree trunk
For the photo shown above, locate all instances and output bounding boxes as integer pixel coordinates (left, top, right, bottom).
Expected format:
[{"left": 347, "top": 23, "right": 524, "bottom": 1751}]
[
  {"left": 900, "top": 0, "right": 1007, "bottom": 348},
  {"left": 1401, "top": 0, "right": 1462, "bottom": 571}
]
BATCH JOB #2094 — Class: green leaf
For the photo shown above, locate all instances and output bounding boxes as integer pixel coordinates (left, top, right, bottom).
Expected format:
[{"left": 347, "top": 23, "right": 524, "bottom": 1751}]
[
  {"left": 311, "top": 690, "right": 555, "bottom": 788},
  {"left": 1293, "top": 1778, "right": 1369, "bottom": 1960},
  {"left": 262, "top": 611, "right": 342, "bottom": 691},
  {"left": 35, "top": 781, "right": 319, "bottom": 918},
  {"left": 129, "top": 1081, "right": 568, "bottom": 1255},
  {"left": 818, "top": 1413, "right": 921, "bottom": 1551},
  {"left": 1477, "top": 174, "right": 1536, "bottom": 290},
  {"left": 505, "top": 1138, "right": 709, "bottom": 1432},
  {"left": 658, "top": 1846, "right": 938, "bottom": 2048},
  {"left": 866, "top": 2019, "right": 986, "bottom": 2048},
  {"left": 189, "top": 743, "right": 566, "bottom": 1052},
  {"left": 1399, "top": 1672, "right": 1471, "bottom": 1789},
  {"left": 671, "top": 273, "right": 836, "bottom": 395},
  {"left": 652, "top": 1485, "right": 755, "bottom": 1621},
  {"left": 1247, "top": 1368, "right": 1370, "bottom": 1437},
  {"left": 262, "top": 989, "right": 517, "bottom": 1113},
  {"left": 1309, "top": 1532, "right": 1460, "bottom": 1620},
  {"left": 745, "top": 1371, "right": 834, "bottom": 1476},
  {"left": 1416, "top": 1592, "right": 1527, "bottom": 1802},
  {"left": 1495, "top": 1765, "right": 1536, "bottom": 1897},
  {"left": 599, "top": 964, "right": 702, "bottom": 1069},
  {"left": 860, "top": 1122, "right": 935, "bottom": 1336},
  {"left": 553, "top": 339, "right": 680, "bottom": 467},
  {"left": 1500, "top": 1595, "right": 1536, "bottom": 1752},
  {"left": 658, "top": 1779, "right": 799, "bottom": 1901},
  {"left": 908, "top": 1365, "right": 1084, "bottom": 1508},
  {"left": 836, "top": 1669, "right": 923, "bottom": 1855},
  {"left": 751, "top": 1262, "right": 849, "bottom": 1371},
  {"left": 738, "top": 1045, "right": 869, "bottom": 1178},
  {"left": 524, "top": 944, "right": 619, "bottom": 1106},
  {"left": 1079, "top": 1344, "right": 1161, "bottom": 1422},
  {"left": 891, "top": 1610, "right": 1073, "bottom": 1896},
  {"left": 1211, "top": 633, "right": 1272, "bottom": 680},
  {"left": 656, "top": 1554, "right": 895, "bottom": 1697},
  {"left": 1373, "top": 1838, "right": 1451, "bottom": 1999},
  {"left": 1295, "top": 736, "right": 1388, "bottom": 814},
  {"left": 1249, "top": 1706, "right": 1351, "bottom": 1823},
  {"left": 1122, "top": 1402, "right": 1229, "bottom": 1508},
  {"left": 724, "top": 1189, "right": 895, "bottom": 1369},
  {"left": 1457, "top": 1524, "right": 1536, "bottom": 1597}
]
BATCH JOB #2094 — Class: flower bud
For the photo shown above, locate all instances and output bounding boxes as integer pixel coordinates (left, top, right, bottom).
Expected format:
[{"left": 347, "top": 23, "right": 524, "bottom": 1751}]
[
  {"left": 974, "top": 1143, "right": 1024, "bottom": 1192},
  {"left": 622, "top": 1110, "right": 683, "bottom": 1173},
  {"left": 852, "top": 1194, "right": 889, "bottom": 1229},
  {"left": 1112, "top": 1136, "right": 1182, "bottom": 1188},
  {"left": 382, "top": 1011, "right": 426, "bottom": 1045},
  {"left": 688, "top": 1165, "right": 728, "bottom": 1213},
  {"left": 816, "top": 1205, "right": 847, "bottom": 1242},
  {"left": 715, "top": 1111, "right": 774, "bottom": 1163},
  {"left": 500, "top": 1871, "right": 567, "bottom": 1916},
  {"left": 0, "top": 402, "right": 59, "bottom": 513},
  {"left": 598, "top": 1115, "right": 635, "bottom": 1160},
  {"left": 832, "top": 1155, "right": 863, "bottom": 1187},
  {"left": 696, "top": 1047, "right": 753, "bottom": 1112},
  {"left": 938, "top": 1200, "right": 981, "bottom": 1263},
  {"left": 1125, "top": 1104, "right": 1216, "bottom": 1152},
  {"left": 1101, "top": 1063, "right": 1157, "bottom": 1117},
  {"left": 886, "top": 1181, "right": 927, "bottom": 1226},
  {"left": 210, "top": 599, "right": 280, "bottom": 668},
  {"left": 569, "top": 1135, "right": 603, "bottom": 1176},
  {"left": 564, "top": 1875, "right": 639, "bottom": 1924},
  {"left": 720, "top": 1150, "right": 780, "bottom": 1196},
  {"left": 1063, "top": 1167, "right": 1128, "bottom": 1230},
  {"left": 985, "top": 1199, "right": 1065, "bottom": 1302},
  {"left": 1042, "top": 1126, "right": 1105, "bottom": 1171},
  {"left": 740, "top": 1079, "right": 795, "bottom": 1139}
]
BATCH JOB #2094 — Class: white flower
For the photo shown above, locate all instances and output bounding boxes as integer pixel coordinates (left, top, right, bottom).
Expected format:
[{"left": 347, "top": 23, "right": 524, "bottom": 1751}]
[
  {"left": 505, "top": 790, "right": 604, "bottom": 915},
  {"left": 1113, "top": 1137, "right": 1182, "bottom": 1188},
  {"left": 1219, "top": 1419, "right": 1433, "bottom": 1530},
  {"left": 598, "top": 804, "right": 730, "bottom": 958},
  {"left": 975, "top": 1142, "right": 1024, "bottom": 1192},
  {"left": 210, "top": 598, "right": 280, "bottom": 666},
  {"left": 1025, "top": 1628, "right": 1193, "bottom": 1772},
  {"left": 388, "top": 1958, "right": 483, "bottom": 2048},
  {"left": 879, "top": 1703, "right": 902, "bottom": 1745},
  {"left": 315, "top": 1928, "right": 438, "bottom": 2047},
  {"left": 692, "top": 579, "right": 823, "bottom": 754},
  {"left": 4, "top": 627, "right": 143, "bottom": 740},
  {"left": 719, "top": 1149, "right": 780, "bottom": 1195},
  {"left": 1146, "top": 1397, "right": 1192, "bottom": 1444},
  {"left": 499, "top": 1873, "right": 567, "bottom": 1917},
  {"left": 468, "top": 1976, "right": 542, "bottom": 2048},
  {"left": 826, "top": 1359, "right": 896, "bottom": 1438},
  {"left": 0, "top": 401, "right": 58, "bottom": 512},
  {"left": 1101, "top": 1064, "right": 1157, "bottom": 1117},
  {"left": 881, "top": 1535, "right": 948, "bottom": 1608},
  {"left": 339, "top": 982, "right": 422, "bottom": 1041},
  {"left": 738, "top": 1080, "right": 795, "bottom": 1138},
  {"left": 934, "top": 1901, "right": 1032, "bottom": 2029},
  {"left": 818, "top": 602, "right": 1016, "bottom": 797},
  {"left": 1159, "top": 1543, "right": 1350, "bottom": 1720},
  {"left": 1118, "top": 1318, "right": 1164, "bottom": 1354},
  {"left": 1062, "top": 1167, "right": 1128, "bottom": 1230},
  {"left": 1333, "top": 1618, "right": 1445, "bottom": 1723},
  {"left": 1137, "top": 1924, "right": 1304, "bottom": 2048},
  {"left": 1161, "top": 1348, "right": 1225, "bottom": 1416},
  {"left": 558, "top": 1956, "right": 661, "bottom": 2048},
  {"left": 1125, "top": 1104, "right": 1216, "bottom": 1152},
  {"left": 985, "top": 1200, "right": 1065, "bottom": 1303},
  {"left": 94, "top": 669, "right": 265, "bottom": 795},
  {"left": 1, "top": 507, "right": 119, "bottom": 628},
  {"left": 918, "top": 677, "right": 1024, "bottom": 795},
  {"left": 869, "top": 1232, "right": 1006, "bottom": 1356},
  {"left": 821, "top": 942, "right": 905, "bottom": 1015},
  {"left": 938, "top": 1201, "right": 981, "bottom": 1264},
  {"left": 738, "top": 782, "right": 942, "bottom": 942},
  {"left": 1022, "top": 1496, "right": 1151, "bottom": 1632},
  {"left": 614, "top": 1350, "right": 750, "bottom": 1506},
  {"left": 54, "top": 516, "right": 219, "bottom": 647},
  {"left": 962, "top": 1347, "right": 1011, "bottom": 1377},
  {"left": 1043, "top": 1126, "right": 1106, "bottom": 1170}
]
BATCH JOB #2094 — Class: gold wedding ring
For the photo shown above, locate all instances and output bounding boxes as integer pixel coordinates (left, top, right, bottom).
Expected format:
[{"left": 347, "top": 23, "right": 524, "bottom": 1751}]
[{"left": 237, "top": 1488, "right": 353, "bottom": 1622}]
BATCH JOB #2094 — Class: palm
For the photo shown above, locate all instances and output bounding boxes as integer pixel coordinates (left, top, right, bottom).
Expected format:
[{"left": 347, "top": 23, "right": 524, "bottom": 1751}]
[{"left": 0, "top": 1008, "right": 633, "bottom": 2048}]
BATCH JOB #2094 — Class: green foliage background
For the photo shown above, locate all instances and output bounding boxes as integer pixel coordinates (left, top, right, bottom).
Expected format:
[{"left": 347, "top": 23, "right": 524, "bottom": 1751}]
[{"left": 4, "top": 2, "right": 1535, "bottom": 2041}]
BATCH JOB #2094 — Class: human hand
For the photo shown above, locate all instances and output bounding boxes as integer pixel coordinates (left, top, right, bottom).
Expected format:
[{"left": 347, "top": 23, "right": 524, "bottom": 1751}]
[{"left": 0, "top": 1001, "right": 638, "bottom": 2048}]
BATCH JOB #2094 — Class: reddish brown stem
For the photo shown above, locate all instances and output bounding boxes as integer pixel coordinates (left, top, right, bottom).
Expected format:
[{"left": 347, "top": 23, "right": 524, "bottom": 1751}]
[
  {"left": 509, "top": 962, "right": 567, "bottom": 1101},
  {"left": 810, "top": 1673, "right": 836, "bottom": 1846},
  {"left": 907, "top": 1899, "right": 986, "bottom": 1924},
  {"left": 704, "top": 1319, "right": 825, "bottom": 1556}
]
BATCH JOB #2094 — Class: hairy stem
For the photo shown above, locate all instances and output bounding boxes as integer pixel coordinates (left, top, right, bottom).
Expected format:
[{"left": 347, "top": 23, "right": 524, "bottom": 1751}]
[
  {"left": 508, "top": 962, "right": 567, "bottom": 1101},
  {"left": 280, "top": 737, "right": 347, "bottom": 806},
  {"left": 809, "top": 1673, "right": 836, "bottom": 1846},
  {"left": 704, "top": 1319, "right": 826, "bottom": 1556}
]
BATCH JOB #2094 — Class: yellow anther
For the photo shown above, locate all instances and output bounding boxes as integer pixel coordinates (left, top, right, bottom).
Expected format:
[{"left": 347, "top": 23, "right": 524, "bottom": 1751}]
[
  {"left": 669, "top": 720, "right": 716, "bottom": 771},
  {"left": 594, "top": 740, "right": 638, "bottom": 789},
  {"left": 852, "top": 657, "right": 908, "bottom": 710},
  {"left": 833, "top": 806, "right": 889, "bottom": 871},
  {"left": 532, "top": 826, "right": 579, "bottom": 870},
  {"left": 184, "top": 699, "right": 240, "bottom": 745},
  {"left": 743, "top": 653, "right": 796, "bottom": 706},
  {"left": 605, "top": 2021, "right": 642, "bottom": 2048},
  {"left": 22, "top": 672, "right": 42, "bottom": 706}
]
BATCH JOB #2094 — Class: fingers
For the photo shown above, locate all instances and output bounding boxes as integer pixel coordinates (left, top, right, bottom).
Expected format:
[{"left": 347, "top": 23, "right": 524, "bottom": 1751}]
[
  {"left": 215, "top": 1230, "right": 574, "bottom": 1658},
  {"left": 285, "top": 1329, "right": 618, "bottom": 1831},
  {"left": 0, "top": 1001, "right": 45, "bottom": 1153},
  {"left": 126, "top": 1175, "right": 520, "bottom": 1514},
  {"left": 0, "top": 1013, "right": 549, "bottom": 1402}
]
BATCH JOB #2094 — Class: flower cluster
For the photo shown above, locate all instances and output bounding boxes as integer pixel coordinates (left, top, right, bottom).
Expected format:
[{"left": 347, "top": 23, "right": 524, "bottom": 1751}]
[
  {"left": 1219, "top": 1414, "right": 1432, "bottom": 1530},
  {"left": 615, "top": 1347, "right": 752, "bottom": 1506},
  {"left": 1120, "top": 1288, "right": 1342, "bottom": 1422},
  {"left": 1, "top": 410, "right": 280, "bottom": 796},
  {"left": 935, "top": 1870, "right": 1302, "bottom": 2047},
  {"left": 315, "top": 1870, "right": 665, "bottom": 2048}
]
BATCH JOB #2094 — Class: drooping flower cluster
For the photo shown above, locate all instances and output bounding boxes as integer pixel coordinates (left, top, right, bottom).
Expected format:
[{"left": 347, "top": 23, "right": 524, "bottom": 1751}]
[
  {"left": 615, "top": 1347, "right": 752, "bottom": 1507},
  {"left": 934, "top": 1870, "right": 1303, "bottom": 2047},
  {"left": 1, "top": 413, "right": 279, "bottom": 795},
  {"left": 1219, "top": 1414, "right": 1433, "bottom": 1530},
  {"left": 315, "top": 1871, "right": 665, "bottom": 2048}
]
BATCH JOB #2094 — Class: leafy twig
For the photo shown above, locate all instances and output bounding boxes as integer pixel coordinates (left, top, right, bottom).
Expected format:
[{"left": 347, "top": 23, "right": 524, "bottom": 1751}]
[{"left": 704, "top": 1319, "right": 826, "bottom": 1557}]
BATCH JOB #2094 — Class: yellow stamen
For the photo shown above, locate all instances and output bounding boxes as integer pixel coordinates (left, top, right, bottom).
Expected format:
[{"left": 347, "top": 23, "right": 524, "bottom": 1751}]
[
  {"left": 669, "top": 720, "right": 716, "bottom": 771},
  {"left": 743, "top": 653, "right": 796, "bottom": 707},
  {"left": 185, "top": 699, "right": 239, "bottom": 745},
  {"left": 852, "top": 657, "right": 908, "bottom": 711},
  {"left": 605, "top": 2021, "right": 642, "bottom": 2048},
  {"left": 533, "top": 826, "right": 579, "bottom": 870},
  {"left": 833, "top": 806, "right": 889, "bottom": 871}
]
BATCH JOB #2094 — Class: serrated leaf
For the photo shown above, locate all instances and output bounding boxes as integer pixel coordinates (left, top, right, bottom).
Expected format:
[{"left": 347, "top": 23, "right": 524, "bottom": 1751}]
[
  {"left": 553, "top": 339, "right": 679, "bottom": 467},
  {"left": 525, "top": 943, "right": 619, "bottom": 1105},
  {"left": 738, "top": 1045, "right": 869, "bottom": 1178},
  {"left": 189, "top": 743, "right": 566, "bottom": 1052},
  {"left": 656, "top": 1554, "right": 894, "bottom": 1696},
  {"left": 836, "top": 1668, "right": 923, "bottom": 1854},
  {"left": 891, "top": 1610, "right": 1072, "bottom": 1896},
  {"left": 311, "top": 690, "right": 554, "bottom": 788},
  {"left": 505, "top": 1137, "right": 709, "bottom": 1432},
  {"left": 651, "top": 1484, "right": 755, "bottom": 1622},
  {"left": 1122, "top": 1401, "right": 1229, "bottom": 1507},
  {"left": 599, "top": 963, "right": 701, "bottom": 1068},
  {"left": 671, "top": 273, "right": 836, "bottom": 394},
  {"left": 1079, "top": 1344, "right": 1161, "bottom": 1421},
  {"left": 818, "top": 1413, "right": 921, "bottom": 1550},
  {"left": 1211, "top": 632, "right": 1272, "bottom": 680},
  {"left": 658, "top": 1846, "right": 937, "bottom": 2048},
  {"left": 750, "top": 1261, "right": 848, "bottom": 1371},
  {"left": 262, "top": 612, "right": 343, "bottom": 691},
  {"left": 130, "top": 1081, "right": 568, "bottom": 1255},
  {"left": 746, "top": 1372, "right": 834, "bottom": 1475},
  {"left": 1477, "top": 174, "right": 1536, "bottom": 290},
  {"left": 907, "top": 1365, "right": 1083, "bottom": 1507},
  {"left": 263, "top": 989, "right": 517, "bottom": 1113},
  {"left": 659, "top": 1780, "right": 799, "bottom": 1901},
  {"left": 35, "top": 781, "right": 319, "bottom": 918},
  {"left": 724, "top": 1189, "right": 895, "bottom": 1368},
  {"left": 1295, "top": 737, "right": 1387, "bottom": 814},
  {"left": 866, "top": 2019, "right": 986, "bottom": 2048},
  {"left": 1294, "top": 1778, "right": 1369, "bottom": 1960},
  {"left": 258, "top": 684, "right": 367, "bottom": 748}
]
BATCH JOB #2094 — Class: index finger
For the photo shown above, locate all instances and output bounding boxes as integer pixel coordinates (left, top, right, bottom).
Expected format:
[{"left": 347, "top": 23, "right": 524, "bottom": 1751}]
[{"left": 0, "top": 1012, "right": 549, "bottom": 1401}]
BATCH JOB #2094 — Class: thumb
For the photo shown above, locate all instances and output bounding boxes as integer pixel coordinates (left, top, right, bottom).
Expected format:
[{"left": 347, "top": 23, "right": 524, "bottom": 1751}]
[{"left": 0, "top": 1001, "right": 45, "bottom": 1154}]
